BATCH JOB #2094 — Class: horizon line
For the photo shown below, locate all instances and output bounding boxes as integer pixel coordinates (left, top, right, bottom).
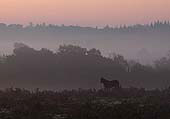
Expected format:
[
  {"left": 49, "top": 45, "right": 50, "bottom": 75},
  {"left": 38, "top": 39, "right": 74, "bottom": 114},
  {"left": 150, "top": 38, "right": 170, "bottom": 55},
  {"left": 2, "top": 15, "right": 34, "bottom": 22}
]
[{"left": 0, "top": 20, "right": 170, "bottom": 29}]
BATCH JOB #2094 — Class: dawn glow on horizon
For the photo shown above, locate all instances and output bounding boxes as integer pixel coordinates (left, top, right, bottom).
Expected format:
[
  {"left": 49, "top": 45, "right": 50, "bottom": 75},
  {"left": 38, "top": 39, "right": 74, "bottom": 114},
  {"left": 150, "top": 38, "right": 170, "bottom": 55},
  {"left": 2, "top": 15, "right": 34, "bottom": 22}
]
[{"left": 0, "top": 0, "right": 170, "bottom": 26}]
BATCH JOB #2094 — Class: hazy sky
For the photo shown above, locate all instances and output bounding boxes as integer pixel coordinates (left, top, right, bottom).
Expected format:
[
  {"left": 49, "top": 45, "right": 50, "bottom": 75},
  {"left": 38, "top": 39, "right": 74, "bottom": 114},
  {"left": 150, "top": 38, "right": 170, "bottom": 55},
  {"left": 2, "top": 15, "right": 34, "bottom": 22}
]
[{"left": 0, "top": 0, "right": 170, "bottom": 26}]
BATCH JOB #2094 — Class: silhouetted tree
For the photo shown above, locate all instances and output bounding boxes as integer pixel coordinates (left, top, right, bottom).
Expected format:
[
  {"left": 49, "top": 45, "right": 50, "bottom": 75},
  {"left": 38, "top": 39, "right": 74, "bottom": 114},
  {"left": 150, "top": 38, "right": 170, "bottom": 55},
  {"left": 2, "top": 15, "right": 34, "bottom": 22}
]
[{"left": 87, "top": 48, "right": 101, "bottom": 56}]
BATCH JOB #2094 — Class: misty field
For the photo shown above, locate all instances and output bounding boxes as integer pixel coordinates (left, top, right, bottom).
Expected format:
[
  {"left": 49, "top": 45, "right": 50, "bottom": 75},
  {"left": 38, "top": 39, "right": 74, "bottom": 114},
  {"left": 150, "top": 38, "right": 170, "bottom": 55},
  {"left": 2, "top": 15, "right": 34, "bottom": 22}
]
[{"left": 0, "top": 22, "right": 170, "bottom": 119}]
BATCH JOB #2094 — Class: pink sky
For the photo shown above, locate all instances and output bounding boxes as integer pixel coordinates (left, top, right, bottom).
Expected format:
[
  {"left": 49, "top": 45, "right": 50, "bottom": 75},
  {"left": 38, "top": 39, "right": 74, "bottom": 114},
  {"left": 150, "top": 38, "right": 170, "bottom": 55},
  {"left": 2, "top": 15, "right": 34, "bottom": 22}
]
[{"left": 0, "top": 0, "right": 170, "bottom": 26}]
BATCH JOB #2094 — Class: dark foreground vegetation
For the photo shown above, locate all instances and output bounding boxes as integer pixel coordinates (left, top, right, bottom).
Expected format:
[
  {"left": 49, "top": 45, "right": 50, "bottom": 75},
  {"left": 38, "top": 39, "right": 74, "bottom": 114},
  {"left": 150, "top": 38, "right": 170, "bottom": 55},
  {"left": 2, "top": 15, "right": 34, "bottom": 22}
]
[{"left": 0, "top": 88, "right": 170, "bottom": 119}]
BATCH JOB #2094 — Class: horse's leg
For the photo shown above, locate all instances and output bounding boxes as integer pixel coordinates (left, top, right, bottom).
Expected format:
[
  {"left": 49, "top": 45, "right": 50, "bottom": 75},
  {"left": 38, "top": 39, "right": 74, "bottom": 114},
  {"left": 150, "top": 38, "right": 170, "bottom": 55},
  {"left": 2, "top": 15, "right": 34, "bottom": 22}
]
[{"left": 119, "top": 84, "right": 121, "bottom": 89}]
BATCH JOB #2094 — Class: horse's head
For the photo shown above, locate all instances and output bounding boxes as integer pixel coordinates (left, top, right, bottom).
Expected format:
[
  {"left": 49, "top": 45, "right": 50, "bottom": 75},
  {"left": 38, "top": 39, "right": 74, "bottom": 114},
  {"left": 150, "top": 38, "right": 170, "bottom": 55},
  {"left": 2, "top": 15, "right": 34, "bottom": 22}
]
[{"left": 100, "top": 77, "right": 105, "bottom": 83}]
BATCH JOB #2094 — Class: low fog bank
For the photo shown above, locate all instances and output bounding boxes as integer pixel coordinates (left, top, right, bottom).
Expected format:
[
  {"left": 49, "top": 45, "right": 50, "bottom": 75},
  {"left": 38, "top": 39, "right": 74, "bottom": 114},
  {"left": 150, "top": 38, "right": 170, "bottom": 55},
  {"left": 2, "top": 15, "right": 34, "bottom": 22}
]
[{"left": 0, "top": 22, "right": 170, "bottom": 65}]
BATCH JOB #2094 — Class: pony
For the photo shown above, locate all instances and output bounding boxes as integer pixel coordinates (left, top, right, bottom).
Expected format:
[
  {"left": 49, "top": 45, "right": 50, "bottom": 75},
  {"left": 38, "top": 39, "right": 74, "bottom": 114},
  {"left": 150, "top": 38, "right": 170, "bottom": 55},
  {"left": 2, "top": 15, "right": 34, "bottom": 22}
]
[{"left": 100, "top": 77, "right": 120, "bottom": 89}]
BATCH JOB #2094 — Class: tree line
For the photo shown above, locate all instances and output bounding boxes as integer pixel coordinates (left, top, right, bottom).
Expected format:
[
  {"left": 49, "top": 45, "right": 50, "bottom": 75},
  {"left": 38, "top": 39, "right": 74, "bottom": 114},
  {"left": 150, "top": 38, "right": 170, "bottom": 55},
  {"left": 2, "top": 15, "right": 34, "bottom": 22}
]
[
  {"left": 0, "top": 43, "right": 170, "bottom": 89},
  {"left": 0, "top": 21, "right": 170, "bottom": 34}
]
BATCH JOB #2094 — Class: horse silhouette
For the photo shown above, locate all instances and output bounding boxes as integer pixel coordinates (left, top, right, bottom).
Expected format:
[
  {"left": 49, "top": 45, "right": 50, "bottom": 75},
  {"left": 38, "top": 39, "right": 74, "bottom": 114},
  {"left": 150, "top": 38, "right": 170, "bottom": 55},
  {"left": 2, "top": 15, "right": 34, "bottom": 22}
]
[{"left": 100, "top": 77, "right": 120, "bottom": 89}]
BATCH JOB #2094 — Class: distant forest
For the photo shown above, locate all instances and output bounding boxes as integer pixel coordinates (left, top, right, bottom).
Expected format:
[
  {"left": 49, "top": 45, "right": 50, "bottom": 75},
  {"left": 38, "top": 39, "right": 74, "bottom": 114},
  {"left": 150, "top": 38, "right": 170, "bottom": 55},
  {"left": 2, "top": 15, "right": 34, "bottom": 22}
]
[
  {"left": 0, "top": 43, "right": 170, "bottom": 89},
  {"left": 0, "top": 21, "right": 170, "bottom": 34}
]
